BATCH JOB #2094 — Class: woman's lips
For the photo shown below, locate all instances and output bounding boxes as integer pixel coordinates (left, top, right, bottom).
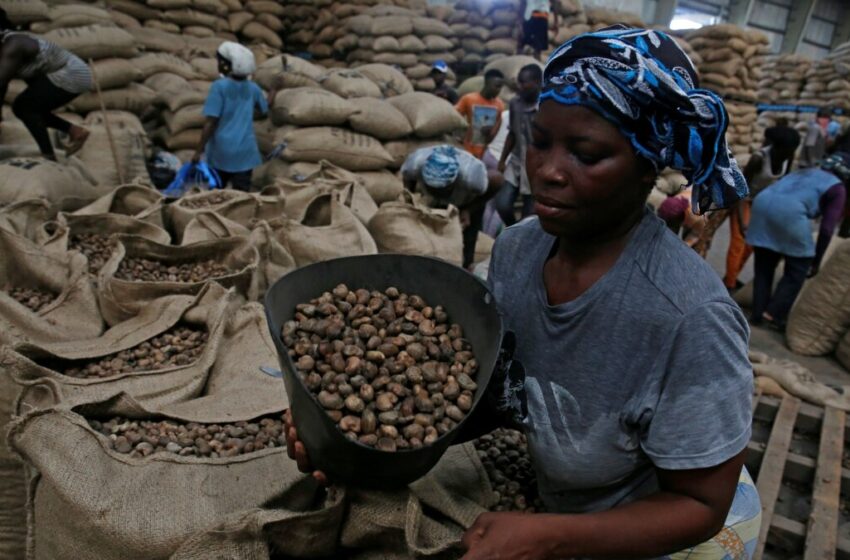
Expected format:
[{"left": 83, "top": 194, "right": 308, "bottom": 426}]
[{"left": 534, "top": 197, "right": 575, "bottom": 218}]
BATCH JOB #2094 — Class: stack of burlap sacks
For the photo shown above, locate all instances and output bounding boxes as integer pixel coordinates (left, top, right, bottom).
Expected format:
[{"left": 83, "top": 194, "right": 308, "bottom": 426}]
[
  {"left": 448, "top": 0, "right": 520, "bottom": 67},
  {"left": 278, "top": 0, "right": 331, "bottom": 54},
  {"left": 800, "top": 44, "right": 850, "bottom": 112},
  {"left": 684, "top": 25, "right": 768, "bottom": 166},
  {"left": 0, "top": 184, "right": 496, "bottom": 560},
  {"left": 341, "top": 6, "right": 459, "bottom": 91},
  {"left": 785, "top": 239, "right": 850, "bottom": 373},
  {"left": 758, "top": 54, "right": 811, "bottom": 105}
]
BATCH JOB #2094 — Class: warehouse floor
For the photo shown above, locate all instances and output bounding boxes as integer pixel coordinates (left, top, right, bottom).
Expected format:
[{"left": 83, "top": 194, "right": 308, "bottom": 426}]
[{"left": 705, "top": 220, "right": 850, "bottom": 387}]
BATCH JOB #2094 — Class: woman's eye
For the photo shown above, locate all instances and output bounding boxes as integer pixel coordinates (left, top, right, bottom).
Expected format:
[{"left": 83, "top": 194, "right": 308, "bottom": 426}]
[
  {"left": 575, "top": 152, "right": 602, "bottom": 165},
  {"left": 530, "top": 137, "right": 550, "bottom": 149}
]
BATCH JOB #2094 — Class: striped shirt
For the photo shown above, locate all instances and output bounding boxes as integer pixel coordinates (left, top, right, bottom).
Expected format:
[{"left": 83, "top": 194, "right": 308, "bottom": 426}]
[{"left": 2, "top": 32, "right": 92, "bottom": 94}]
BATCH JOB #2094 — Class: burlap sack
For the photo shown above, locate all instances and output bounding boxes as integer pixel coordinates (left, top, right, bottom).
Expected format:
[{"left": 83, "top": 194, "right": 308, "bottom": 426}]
[
  {"left": 91, "top": 58, "right": 143, "bottom": 90},
  {"left": 355, "top": 63, "right": 414, "bottom": 97},
  {"left": 43, "top": 25, "right": 136, "bottom": 60},
  {"left": 0, "top": 0, "right": 48, "bottom": 24},
  {"left": 0, "top": 461, "right": 26, "bottom": 560},
  {"left": 0, "top": 157, "right": 105, "bottom": 212},
  {"left": 164, "top": 104, "right": 205, "bottom": 134},
  {"left": 368, "top": 192, "right": 463, "bottom": 266},
  {"left": 373, "top": 52, "right": 418, "bottom": 68},
  {"left": 383, "top": 138, "right": 446, "bottom": 169},
  {"left": 372, "top": 35, "right": 400, "bottom": 52},
  {"left": 357, "top": 170, "right": 404, "bottom": 205},
  {"left": 75, "top": 111, "right": 151, "bottom": 187},
  {"left": 135, "top": 52, "right": 198, "bottom": 80},
  {"left": 423, "top": 35, "right": 454, "bottom": 53},
  {"left": 484, "top": 55, "right": 542, "bottom": 90},
  {"left": 126, "top": 26, "right": 187, "bottom": 54},
  {"left": 389, "top": 93, "right": 468, "bottom": 139},
  {"left": 371, "top": 15, "right": 413, "bottom": 36},
  {"left": 786, "top": 240, "right": 850, "bottom": 356},
  {"left": 254, "top": 54, "right": 324, "bottom": 92},
  {"left": 277, "top": 161, "right": 378, "bottom": 225},
  {"left": 7, "top": 400, "right": 322, "bottom": 560},
  {"left": 749, "top": 352, "right": 850, "bottom": 411},
  {"left": 0, "top": 198, "right": 53, "bottom": 244},
  {"left": 167, "top": 188, "right": 287, "bottom": 244},
  {"left": 43, "top": 213, "right": 171, "bottom": 269},
  {"left": 398, "top": 34, "right": 426, "bottom": 53},
  {"left": 321, "top": 69, "right": 383, "bottom": 99},
  {"left": 243, "top": 22, "right": 283, "bottom": 48},
  {"left": 270, "top": 87, "right": 354, "bottom": 127},
  {"left": 97, "top": 236, "right": 258, "bottom": 325},
  {"left": 144, "top": 73, "right": 207, "bottom": 112},
  {"left": 73, "top": 184, "right": 165, "bottom": 230},
  {"left": 348, "top": 98, "right": 413, "bottom": 141},
  {"left": 413, "top": 16, "right": 452, "bottom": 36},
  {"left": 31, "top": 4, "right": 112, "bottom": 31},
  {"left": 0, "top": 229, "right": 102, "bottom": 348},
  {"left": 836, "top": 330, "right": 850, "bottom": 371},
  {"left": 68, "top": 83, "right": 159, "bottom": 115},
  {"left": 179, "top": 211, "right": 250, "bottom": 245},
  {"left": 281, "top": 127, "right": 394, "bottom": 171},
  {"left": 271, "top": 194, "right": 377, "bottom": 267}
]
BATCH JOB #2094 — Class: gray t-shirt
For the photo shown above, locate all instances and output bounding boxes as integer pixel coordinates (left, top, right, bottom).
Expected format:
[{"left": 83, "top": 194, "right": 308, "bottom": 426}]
[{"left": 488, "top": 212, "right": 752, "bottom": 514}]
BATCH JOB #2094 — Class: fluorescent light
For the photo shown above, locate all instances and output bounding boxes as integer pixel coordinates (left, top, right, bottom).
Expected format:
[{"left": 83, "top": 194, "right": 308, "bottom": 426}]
[{"left": 670, "top": 16, "right": 703, "bottom": 30}]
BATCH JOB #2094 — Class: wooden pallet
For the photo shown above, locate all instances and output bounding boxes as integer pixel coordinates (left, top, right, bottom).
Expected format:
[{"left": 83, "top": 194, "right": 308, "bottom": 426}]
[{"left": 748, "top": 391, "right": 848, "bottom": 560}]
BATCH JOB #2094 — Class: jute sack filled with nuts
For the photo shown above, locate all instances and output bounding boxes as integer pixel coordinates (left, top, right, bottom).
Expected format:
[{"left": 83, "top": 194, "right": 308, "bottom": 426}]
[
  {"left": 786, "top": 240, "right": 850, "bottom": 356},
  {"left": 277, "top": 161, "right": 378, "bottom": 225},
  {"left": 97, "top": 235, "right": 258, "bottom": 325},
  {"left": 388, "top": 93, "right": 468, "bottom": 139},
  {"left": 6, "top": 400, "right": 334, "bottom": 560},
  {"left": 281, "top": 127, "right": 396, "bottom": 172},
  {"left": 749, "top": 351, "right": 850, "bottom": 411},
  {"left": 74, "top": 111, "right": 152, "bottom": 188},
  {"left": 270, "top": 194, "right": 378, "bottom": 268},
  {"left": 166, "top": 188, "right": 286, "bottom": 244},
  {"left": 0, "top": 229, "right": 103, "bottom": 349},
  {"left": 171, "top": 443, "right": 490, "bottom": 559},
  {"left": 368, "top": 192, "right": 463, "bottom": 266},
  {"left": 179, "top": 216, "right": 297, "bottom": 300},
  {"left": 42, "top": 213, "right": 171, "bottom": 275},
  {"left": 0, "top": 461, "right": 26, "bottom": 560},
  {"left": 72, "top": 183, "right": 166, "bottom": 230}
]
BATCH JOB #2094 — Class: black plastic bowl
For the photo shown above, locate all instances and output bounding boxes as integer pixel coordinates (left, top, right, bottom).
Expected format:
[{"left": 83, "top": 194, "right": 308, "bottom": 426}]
[{"left": 264, "top": 254, "right": 504, "bottom": 488}]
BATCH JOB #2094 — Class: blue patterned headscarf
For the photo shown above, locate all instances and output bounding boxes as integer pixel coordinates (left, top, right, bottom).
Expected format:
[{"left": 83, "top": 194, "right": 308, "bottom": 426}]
[
  {"left": 422, "top": 145, "right": 461, "bottom": 189},
  {"left": 542, "top": 26, "right": 748, "bottom": 214}
]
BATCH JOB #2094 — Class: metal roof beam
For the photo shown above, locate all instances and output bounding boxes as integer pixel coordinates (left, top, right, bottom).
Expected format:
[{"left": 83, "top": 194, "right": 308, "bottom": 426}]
[
  {"left": 653, "top": 0, "right": 679, "bottom": 26},
  {"left": 780, "top": 0, "right": 818, "bottom": 54},
  {"left": 727, "top": 0, "right": 756, "bottom": 25}
]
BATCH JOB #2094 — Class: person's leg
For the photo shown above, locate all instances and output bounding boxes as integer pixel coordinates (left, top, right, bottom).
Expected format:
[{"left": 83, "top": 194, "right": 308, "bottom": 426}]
[
  {"left": 12, "top": 76, "right": 81, "bottom": 159},
  {"left": 493, "top": 181, "right": 519, "bottom": 227},
  {"left": 214, "top": 169, "right": 233, "bottom": 189},
  {"left": 230, "top": 170, "right": 253, "bottom": 192},
  {"left": 723, "top": 208, "right": 746, "bottom": 289},
  {"left": 462, "top": 201, "right": 486, "bottom": 269},
  {"left": 751, "top": 247, "right": 780, "bottom": 323},
  {"left": 765, "top": 255, "right": 814, "bottom": 325}
]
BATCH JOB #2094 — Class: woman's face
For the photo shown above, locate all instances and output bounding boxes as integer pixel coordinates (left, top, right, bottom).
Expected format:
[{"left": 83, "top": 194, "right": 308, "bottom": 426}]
[{"left": 527, "top": 102, "right": 655, "bottom": 239}]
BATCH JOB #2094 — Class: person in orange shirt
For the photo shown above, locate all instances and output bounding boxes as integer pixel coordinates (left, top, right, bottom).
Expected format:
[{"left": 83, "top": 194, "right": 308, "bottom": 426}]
[{"left": 455, "top": 70, "right": 505, "bottom": 161}]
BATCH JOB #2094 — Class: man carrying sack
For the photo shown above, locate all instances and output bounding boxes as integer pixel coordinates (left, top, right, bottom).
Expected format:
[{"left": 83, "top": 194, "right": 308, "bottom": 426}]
[{"left": 402, "top": 145, "right": 499, "bottom": 269}]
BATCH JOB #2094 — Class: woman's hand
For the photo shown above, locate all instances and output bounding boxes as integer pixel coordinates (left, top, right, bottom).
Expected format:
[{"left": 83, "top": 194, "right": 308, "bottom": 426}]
[
  {"left": 283, "top": 409, "right": 329, "bottom": 486},
  {"left": 461, "top": 512, "right": 552, "bottom": 560}
]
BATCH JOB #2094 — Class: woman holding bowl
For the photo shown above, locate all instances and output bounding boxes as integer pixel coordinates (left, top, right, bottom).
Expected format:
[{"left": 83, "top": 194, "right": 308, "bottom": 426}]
[{"left": 288, "top": 26, "right": 759, "bottom": 560}]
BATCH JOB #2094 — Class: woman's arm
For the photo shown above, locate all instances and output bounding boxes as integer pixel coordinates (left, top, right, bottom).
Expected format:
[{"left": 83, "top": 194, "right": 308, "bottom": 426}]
[
  {"left": 462, "top": 450, "right": 747, "bottom": 560},
  {"left": 812, "top": 182, "right": 848, "bottom": 274},
  {"left": 191, "top": 116, "right": 219, "bottom": 163}
]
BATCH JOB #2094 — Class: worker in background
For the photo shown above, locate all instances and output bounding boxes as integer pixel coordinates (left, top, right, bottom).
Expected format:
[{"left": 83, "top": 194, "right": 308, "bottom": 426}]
[
  {"left": 747, "top": 153, "right": 848, "bottom": 330},
  {"left": 656, "top": 188, "right": 704, "bottom": 248},
  {"left": 401, "top": 144, "right": 500, "bottom": 269},
  {"left": 192, "top": 42, "right": 272, "bottom": 192},
  {"left": 495, "top": 64, "right": 542, "bottom": 227},
  {"left": 518, "top": 0, "right": 555, "bottom": 60},
  {"left": 0, "top": 8, "right": 91, "bottom": 160},
  {"left": 723, "top": 119, "right": 800, "bottom": 293},
  {"left": 430, "top": 60, "right": 458, "bottom": 104},
  {"left": 455, "top": 70, "right": 505, "bottom": 162},
  {"left": 799, "top": 108, "right": 840, "bottom": 168}
]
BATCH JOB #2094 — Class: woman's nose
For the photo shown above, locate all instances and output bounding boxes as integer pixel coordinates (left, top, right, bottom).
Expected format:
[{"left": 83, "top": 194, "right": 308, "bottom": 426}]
[{"left": 534, "top": 150, "right": 569, "bottom": 187}]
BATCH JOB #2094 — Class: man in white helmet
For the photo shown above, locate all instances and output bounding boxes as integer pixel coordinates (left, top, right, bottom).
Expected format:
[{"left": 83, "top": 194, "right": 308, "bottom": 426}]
[{"left": 192, "top": 42, "right": 273, "bottom": 191}]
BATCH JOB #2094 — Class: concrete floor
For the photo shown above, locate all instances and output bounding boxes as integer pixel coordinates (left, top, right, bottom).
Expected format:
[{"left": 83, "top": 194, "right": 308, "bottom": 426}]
[{"left": 705, "top": 220, "right": 850, "bottom": 386}]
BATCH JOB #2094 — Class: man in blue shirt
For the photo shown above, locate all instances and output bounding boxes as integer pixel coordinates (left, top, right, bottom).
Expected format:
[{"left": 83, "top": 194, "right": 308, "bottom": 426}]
[{"left": 192, "top": 42, "right": 271, "bottom": 191}]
